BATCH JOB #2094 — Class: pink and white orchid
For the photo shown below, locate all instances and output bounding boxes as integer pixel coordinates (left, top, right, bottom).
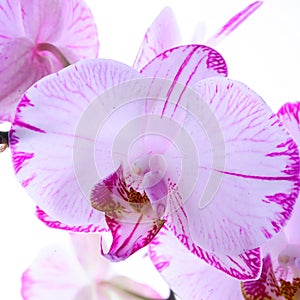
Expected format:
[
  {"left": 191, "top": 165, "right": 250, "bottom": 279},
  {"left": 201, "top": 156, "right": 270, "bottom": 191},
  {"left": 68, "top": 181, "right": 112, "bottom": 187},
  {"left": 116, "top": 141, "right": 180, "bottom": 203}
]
[
  {"left": 21, "top": 232, "right": 164, "bottom": 300},
  {"left": 9, "top": 2, "right": 299, "bottom": 292},
  {"left": 148, "top": 102, "right": 300, "bottom": 300},
  {"left": 10, "top": 48, "right": 299, "bottom": 274},
  {"left": 0, "top": 0, "right": 99, "bottom": 122}
]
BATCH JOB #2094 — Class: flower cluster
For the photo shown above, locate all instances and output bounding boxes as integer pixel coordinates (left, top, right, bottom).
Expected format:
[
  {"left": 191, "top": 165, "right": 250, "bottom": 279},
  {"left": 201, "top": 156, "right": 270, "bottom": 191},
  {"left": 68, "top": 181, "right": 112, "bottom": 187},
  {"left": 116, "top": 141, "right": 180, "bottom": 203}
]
[{"left": 1, "top": 1, "right": 300, "bottom": 300}]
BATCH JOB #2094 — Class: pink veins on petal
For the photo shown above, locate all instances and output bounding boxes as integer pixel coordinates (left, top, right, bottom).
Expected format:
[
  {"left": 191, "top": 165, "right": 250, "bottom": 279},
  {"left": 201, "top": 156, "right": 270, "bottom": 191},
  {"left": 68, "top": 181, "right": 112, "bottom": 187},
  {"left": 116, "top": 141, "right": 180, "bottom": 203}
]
[
  {"left": 133, "top": 6, "right": 181, "bottom": 71},
  {"left": 35, "top": 207, "right": 109, "bottom": 233},
  {"left": 207, "top": 1, "right": 264, "bottom": 47}
]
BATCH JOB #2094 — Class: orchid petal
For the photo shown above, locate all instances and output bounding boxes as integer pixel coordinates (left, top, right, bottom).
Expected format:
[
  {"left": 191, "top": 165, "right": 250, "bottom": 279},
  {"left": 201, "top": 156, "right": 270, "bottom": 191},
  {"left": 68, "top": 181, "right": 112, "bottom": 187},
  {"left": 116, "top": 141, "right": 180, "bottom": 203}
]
[
  {"left": 170, "top": 77, "right": 299, "bottom": 255},
  {"left": 0, "top": 38, "right": 51, "bottom": 121},
  {"left": 278, "top": 102, "right": 300, "bottom": 144},
  {"left": 0, "top": 0, "right": 99, "bottom": 122},
  {"left": 133, "top": 7, "right": 181, "bottom": 71},
  {"left": 20, "top": 0, "right": 99, "bottom": 60},
  {"left": 241, "top": 255, "right": 284, "bottom": 300},
  {"left": 141, "top": 44, "right": 227, "bottom": 82},
  {"left": 69, "top": 233, "right": 111, "bottom": 281},
  {"left": 22, "top": 232, "right": 162, "bottom": 300},
  {"left": 36, "top": 207, "right": 108, "bottom": 233},
  {"left": 11, "top": 59, "right": 142, "bottom": 225},
  {"left": 277, "top": 102, "right": 300, "bottom": 245},
  {"left": 206, "top": 1, "right": 263, "bottom": 47},
  {"left": 21, "top": 244, "right": 89, "bottom": 300},
  {"left": 165, "top": 205, "right": 261, "bottom": 280},
  {"left": 0, "top": 0, "right": 24, "bottom": 40},
  {"left": 149, "top": 228, "right": 250, "bottom": 300},
  {"left": 140, "top": 44, "right": 227, "bottom": 123},
  {"left": 91, "top": 166, "right": 165, "bottom": 261}
]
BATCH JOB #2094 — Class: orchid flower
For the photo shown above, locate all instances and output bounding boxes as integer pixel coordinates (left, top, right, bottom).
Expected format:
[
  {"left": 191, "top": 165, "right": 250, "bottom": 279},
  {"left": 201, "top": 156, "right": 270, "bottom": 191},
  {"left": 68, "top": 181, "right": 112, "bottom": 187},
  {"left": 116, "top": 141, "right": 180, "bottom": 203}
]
[
  {"left": 21, "top": 232, "right": 164, "bottom": 300},
  {"left": 147, "top": 102, "right": 300, "bottom": 300},
  {"left": 9, "top": 0, "right": 300, "bottom": 283},
  {"left": 10, "top": 30, "right": 299, "bottom": 282},
  {"left": 0, "top": 0, "right": 99, "bottom": 122}
]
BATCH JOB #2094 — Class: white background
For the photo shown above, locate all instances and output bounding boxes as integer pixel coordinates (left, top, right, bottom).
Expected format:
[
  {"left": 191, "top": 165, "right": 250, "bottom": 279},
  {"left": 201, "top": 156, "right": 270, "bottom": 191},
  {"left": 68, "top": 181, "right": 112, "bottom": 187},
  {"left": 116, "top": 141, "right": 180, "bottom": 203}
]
[{"left": 1, "top": 0, "right": 300, "bottom": 299}]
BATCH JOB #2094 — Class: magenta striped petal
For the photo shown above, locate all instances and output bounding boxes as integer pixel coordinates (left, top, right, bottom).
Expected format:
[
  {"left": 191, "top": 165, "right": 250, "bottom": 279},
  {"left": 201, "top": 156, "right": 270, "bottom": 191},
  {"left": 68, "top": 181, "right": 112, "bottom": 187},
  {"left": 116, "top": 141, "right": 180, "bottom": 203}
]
[
  {"left": 168, "top": 77, "right": 299, "bottom": 255},
  {"left": 36, "top": 207, "right": 108, "bottom": 233},
  {"left": 277, "top": 102, "right": 300, "bottom": 245},
  {"left": 277, "top": 102, "right": 300, "bottom": 144},
  {"left": 133, "top": 7, "right": 181, "bottom": 71},
  {"left": 149, "top": 228, "right": 245, "bottom": 299},
  {"left": 206, "top": 1, "right": 263, "bottom": 47},
  {"left": 140, "top": 45, "right": 227, "bottom": 119},
  {"left": 141, "top": 44, "right": 227, "bottom": 82},
  {"left": 10, "top": 59, "right": 142, "bottom": 226},
  {"left": 165, "top": 205, "right": 261, "bottom": 280}
]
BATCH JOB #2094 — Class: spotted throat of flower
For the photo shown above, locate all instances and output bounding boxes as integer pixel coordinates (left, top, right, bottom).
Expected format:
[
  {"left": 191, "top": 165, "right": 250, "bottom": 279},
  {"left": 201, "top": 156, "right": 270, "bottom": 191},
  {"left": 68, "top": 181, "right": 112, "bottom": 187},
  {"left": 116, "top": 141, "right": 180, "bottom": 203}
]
[
  {"left": 90, "top": 154, "right": 168, "bottom": 261},
  {"left": 241, "top": 253, "right": 300, "bottom": 300}
]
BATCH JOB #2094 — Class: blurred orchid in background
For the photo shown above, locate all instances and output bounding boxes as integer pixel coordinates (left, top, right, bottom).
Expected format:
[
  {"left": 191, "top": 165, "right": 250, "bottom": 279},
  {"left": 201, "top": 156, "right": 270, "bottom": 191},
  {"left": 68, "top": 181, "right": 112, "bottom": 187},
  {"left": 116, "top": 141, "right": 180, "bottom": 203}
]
[
  {"left": 148, "top": 102, "right": 300, "bottom": 300},
  {"left": 0, "top": 0, "right": 99, "bottom": 122},
  {"left": 133, "top": 1, "right": 263, "bottom": 70},
  {"left": 9, "top": 1, "right": 299, "bottom": 289},
  {"left": 21, "top": 233, "right": 165, "bottom": 300}
]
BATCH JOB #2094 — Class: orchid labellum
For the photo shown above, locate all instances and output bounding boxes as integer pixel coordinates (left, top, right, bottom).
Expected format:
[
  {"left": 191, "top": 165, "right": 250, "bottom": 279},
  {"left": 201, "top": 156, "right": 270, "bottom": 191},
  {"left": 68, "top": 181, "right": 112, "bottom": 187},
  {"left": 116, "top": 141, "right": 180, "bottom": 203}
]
[
  {"left": 147, "top": 102, "right": 300, "bottom": 300},
  {"left": 0, "top": 0, "right": 99, "bottom": 122}
]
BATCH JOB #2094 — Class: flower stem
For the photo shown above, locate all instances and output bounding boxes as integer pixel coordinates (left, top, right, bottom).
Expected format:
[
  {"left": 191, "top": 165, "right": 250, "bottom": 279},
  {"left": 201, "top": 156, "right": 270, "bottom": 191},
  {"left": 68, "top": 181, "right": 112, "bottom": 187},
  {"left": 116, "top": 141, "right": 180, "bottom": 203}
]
[
  {"left": 166, "top": 290, "right": 176, "bottom": 300},
  {"left": 36, "top": 43, "right": 71, "bottom": 67},
  {"left": 0, "top": 131, "right": 9, "bottom": 152}
]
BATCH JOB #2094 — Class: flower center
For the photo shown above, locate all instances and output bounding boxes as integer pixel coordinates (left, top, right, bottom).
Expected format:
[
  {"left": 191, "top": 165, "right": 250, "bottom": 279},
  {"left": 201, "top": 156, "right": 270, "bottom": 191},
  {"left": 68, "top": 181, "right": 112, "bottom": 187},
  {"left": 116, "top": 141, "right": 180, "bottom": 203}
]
[
  {"left": 131, "top": 154, "right": 168, "bottom": 217},
  {"left": 131, "top": 154, "right": 166, "bottom": 186}
]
